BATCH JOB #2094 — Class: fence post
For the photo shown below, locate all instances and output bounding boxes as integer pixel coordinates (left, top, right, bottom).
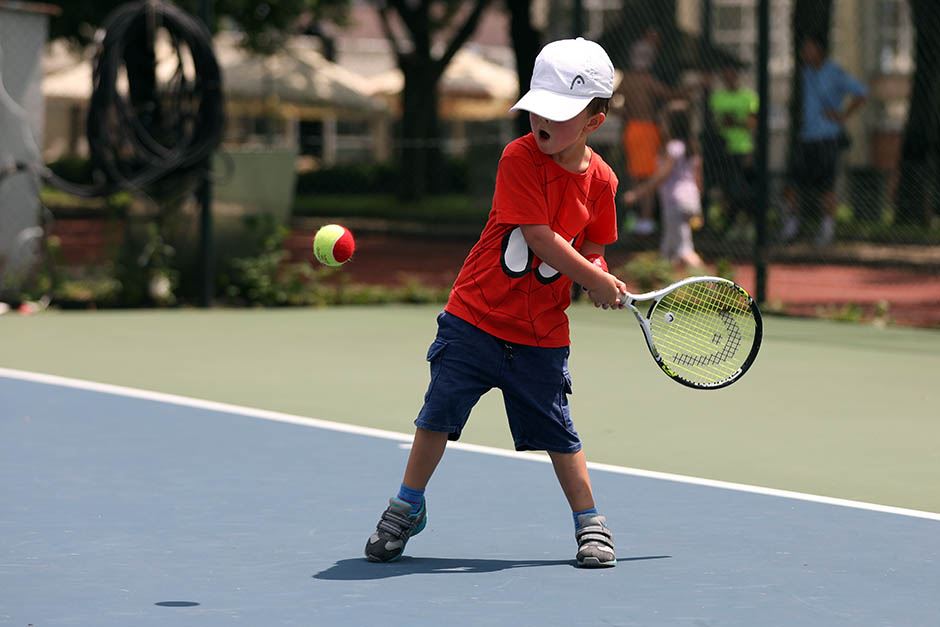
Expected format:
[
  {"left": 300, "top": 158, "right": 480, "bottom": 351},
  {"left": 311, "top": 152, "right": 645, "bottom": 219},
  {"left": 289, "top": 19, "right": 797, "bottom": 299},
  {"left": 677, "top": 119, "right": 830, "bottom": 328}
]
[
  {"left": 754, "top": 0, "right": 770, "bottom": 304},
  {"left": 198, "top": 0, "right": 215, "bottom": 307}
]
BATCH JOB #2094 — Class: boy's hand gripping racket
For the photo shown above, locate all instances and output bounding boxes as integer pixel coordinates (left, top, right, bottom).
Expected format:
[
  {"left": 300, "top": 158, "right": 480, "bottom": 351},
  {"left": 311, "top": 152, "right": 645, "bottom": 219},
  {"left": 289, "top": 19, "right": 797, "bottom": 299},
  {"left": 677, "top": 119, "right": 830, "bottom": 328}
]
[{"left": 621, "top": 276, "right": 762, "bottom": 389}]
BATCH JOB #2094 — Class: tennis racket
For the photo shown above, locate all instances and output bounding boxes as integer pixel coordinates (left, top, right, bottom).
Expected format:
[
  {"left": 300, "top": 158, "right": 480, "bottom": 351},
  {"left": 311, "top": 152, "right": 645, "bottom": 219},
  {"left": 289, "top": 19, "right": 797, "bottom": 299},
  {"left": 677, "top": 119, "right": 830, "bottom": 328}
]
[{"left": 622, "top": 276, "right": 762, "bottom": 389}]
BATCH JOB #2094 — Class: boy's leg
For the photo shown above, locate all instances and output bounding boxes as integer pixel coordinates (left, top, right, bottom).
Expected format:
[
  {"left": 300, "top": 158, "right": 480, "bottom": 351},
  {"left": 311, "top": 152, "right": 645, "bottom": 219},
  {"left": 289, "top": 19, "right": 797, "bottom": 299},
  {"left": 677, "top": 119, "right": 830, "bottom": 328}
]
[
  {"left": 781, "top": 184, "right": 801, "bottom": 242},
  {"left": 366, "top": 312, "right": 496, "bottom": 563},
  {"left": 548, "top": 449, "right": 616, "bottom": 568},
  {"left": 816, "top": 188, "right": 838, "bottom": 246},
  {"left": 547, "top": 449, "right": 595, "bottom": 512},
  {"left": 403, "top": 427, "right": 449, "bottom": 490},
  {"left": 364, "top": 428, "right": 446, "bottom": 563}
]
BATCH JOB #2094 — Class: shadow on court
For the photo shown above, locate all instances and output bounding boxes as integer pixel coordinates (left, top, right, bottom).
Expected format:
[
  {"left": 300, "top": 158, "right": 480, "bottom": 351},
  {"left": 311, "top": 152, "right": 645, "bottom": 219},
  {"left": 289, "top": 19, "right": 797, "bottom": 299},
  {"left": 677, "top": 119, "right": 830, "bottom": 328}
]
[{"left": 314, "top": 555, "right": 671, "bottom": 580}]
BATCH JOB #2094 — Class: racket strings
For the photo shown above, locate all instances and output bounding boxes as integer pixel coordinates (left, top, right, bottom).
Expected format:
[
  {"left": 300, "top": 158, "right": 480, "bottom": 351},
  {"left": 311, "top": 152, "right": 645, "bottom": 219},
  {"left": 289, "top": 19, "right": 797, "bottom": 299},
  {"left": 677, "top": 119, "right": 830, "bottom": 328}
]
[
  {"left": 649, "top": 281, "right": 757, "bottom": 385},
  {"left": 664, "top": 287, "right": 753, "bottom": 380},
  {"left": 671, "top": 310, "right": 743, "bottom": 368}
]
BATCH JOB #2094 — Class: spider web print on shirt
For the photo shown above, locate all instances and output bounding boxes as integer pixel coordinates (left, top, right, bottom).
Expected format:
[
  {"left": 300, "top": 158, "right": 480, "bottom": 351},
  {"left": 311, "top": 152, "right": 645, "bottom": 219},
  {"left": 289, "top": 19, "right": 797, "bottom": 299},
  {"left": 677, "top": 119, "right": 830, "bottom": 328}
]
[{"left": 443, "top": 133, "right": 619, "bottom": 348}]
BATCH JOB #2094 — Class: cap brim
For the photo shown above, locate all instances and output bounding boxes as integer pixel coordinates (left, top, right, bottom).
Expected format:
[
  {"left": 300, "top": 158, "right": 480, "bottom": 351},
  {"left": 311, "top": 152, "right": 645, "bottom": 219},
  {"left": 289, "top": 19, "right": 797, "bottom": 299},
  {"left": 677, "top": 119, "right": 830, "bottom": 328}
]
[{"left": 510, "top": 88, "right": 594, "bottom": 122}]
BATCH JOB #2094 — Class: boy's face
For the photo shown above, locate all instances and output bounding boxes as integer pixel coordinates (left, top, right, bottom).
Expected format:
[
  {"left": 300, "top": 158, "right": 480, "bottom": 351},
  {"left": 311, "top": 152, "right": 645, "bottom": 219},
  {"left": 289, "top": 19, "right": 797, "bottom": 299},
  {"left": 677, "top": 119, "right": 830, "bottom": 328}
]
[{"left": 529, "top": 109, "right": 604, "bottom": 156}]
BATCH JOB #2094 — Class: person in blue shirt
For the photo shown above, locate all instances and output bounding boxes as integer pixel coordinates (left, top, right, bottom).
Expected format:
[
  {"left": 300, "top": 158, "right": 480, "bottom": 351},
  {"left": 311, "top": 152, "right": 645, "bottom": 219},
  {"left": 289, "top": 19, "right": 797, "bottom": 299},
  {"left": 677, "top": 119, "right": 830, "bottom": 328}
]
[{"left": 781, "top": 34, "right": 867, "bottom": 246}]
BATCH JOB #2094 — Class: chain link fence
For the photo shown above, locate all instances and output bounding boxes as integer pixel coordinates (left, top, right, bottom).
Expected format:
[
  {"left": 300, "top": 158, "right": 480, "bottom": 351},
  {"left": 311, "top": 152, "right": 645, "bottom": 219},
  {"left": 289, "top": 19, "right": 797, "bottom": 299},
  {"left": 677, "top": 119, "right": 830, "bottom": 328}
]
[{"left": 8, "top": 1, "right": 939, "bottom": 324}]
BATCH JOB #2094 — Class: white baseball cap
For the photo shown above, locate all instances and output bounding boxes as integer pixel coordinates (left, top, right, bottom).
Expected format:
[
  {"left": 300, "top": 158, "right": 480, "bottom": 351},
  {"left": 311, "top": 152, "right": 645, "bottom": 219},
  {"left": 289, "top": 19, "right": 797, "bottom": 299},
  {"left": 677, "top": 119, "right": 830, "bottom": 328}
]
[{"left": 510, "top": 38, "right": 614, "bottom": 122}]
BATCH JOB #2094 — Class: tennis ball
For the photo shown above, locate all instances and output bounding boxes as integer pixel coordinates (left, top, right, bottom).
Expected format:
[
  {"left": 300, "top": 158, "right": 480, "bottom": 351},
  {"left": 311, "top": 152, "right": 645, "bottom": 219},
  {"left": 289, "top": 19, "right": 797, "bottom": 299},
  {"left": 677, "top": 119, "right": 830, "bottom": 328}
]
[{"left": 313, "top": 224, "right": 355, "bottom": 267}]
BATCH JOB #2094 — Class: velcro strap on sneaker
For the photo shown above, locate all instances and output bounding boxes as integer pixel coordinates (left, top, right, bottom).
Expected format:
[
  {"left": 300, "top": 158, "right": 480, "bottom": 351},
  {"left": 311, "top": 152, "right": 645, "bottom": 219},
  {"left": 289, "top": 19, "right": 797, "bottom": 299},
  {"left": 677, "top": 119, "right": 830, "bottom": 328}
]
[
  {"left": 576, "top": 526, "right": 614, "bottom": 549},
  {"left": 377, "top": 510, "right": 413, "bottom": 538}
]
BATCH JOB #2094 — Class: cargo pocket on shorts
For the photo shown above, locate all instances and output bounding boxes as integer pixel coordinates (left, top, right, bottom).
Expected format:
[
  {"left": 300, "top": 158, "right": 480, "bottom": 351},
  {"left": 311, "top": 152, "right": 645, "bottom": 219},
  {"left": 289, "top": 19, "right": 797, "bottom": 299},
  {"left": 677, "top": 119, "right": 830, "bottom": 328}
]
[
  {"left": 424, "top": 339, "right": 449, "bottom": 399},
  {"left": 561, "top": 370, "right": 573, "bottom": 405}
]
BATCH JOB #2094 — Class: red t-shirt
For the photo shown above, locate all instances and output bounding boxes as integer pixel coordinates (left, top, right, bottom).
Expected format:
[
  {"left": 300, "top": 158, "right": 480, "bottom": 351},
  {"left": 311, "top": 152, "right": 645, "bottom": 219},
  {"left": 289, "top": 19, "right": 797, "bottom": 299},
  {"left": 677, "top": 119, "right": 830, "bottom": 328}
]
[{"left": 445, "top": 133, "right": 619, "bottom": 347}]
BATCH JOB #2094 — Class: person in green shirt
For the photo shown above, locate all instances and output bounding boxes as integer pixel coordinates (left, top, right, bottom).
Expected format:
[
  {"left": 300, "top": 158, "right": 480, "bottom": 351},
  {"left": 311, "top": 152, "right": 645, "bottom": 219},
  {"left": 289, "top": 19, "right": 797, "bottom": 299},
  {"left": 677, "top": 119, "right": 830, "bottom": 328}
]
[{"left": 708, "top": 65, "right": 758, "bottom": 233}]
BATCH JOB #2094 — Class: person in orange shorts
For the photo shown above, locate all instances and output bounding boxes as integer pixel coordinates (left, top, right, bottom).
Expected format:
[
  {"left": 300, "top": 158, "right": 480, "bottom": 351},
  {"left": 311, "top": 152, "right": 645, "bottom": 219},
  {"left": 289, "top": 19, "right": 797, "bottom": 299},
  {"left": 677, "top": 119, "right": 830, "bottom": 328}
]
[
  {"left": 624, "top": 119, "right": 661, "bottom": 179},
  {"left": 613, "top": 28, "right": 685, "bottom": 235}
]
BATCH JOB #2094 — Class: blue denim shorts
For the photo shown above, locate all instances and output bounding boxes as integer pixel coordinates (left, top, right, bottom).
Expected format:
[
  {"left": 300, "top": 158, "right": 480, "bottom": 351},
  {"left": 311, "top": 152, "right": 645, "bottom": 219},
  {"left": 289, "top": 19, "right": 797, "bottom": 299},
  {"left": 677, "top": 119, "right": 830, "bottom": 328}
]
[{"left": 415, "top": 311, "right": 581, "bottom": 453}]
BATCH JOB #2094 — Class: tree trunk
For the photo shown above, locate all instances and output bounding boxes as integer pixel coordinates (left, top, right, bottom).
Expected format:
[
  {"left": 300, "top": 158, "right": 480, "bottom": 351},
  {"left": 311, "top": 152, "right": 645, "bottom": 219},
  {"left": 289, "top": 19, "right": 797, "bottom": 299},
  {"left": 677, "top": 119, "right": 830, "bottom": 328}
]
[
  {"left": 508, "top": 1, "right": 541, "bottom": 138},
  {"left": 895, "top": 0, "right": 940, "bottom": 226},
  {"left": 786, "top": 0, "right": 833, "bottom": 180},
  {"left": 385, "top": 0, "right": 489, "bottom": 201},
  {"left": 399, "top": 56, "right": 443, "bottom": 200}
]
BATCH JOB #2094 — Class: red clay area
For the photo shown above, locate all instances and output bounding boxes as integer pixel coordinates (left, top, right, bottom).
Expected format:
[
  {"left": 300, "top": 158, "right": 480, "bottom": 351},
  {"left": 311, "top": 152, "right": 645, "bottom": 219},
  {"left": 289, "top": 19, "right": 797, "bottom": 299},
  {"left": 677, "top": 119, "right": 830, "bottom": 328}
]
[{"left": 286, "top": 231, "right": 940, "bottom": 328}]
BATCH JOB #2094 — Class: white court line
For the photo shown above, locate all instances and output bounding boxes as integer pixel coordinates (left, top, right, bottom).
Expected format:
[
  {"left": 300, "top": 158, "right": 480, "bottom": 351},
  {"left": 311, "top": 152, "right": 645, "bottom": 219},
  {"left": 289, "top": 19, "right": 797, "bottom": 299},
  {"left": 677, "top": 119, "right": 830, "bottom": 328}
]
[{"left": 3, "top": 366, "right": 940, "bottom": 523}]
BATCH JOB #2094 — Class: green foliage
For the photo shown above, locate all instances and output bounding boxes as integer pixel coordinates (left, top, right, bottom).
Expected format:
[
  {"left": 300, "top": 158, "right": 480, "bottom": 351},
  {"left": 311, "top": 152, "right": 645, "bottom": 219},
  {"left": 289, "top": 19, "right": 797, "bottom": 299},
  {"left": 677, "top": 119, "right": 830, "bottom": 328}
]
[
  {"left": 49, "top": 0, "right": 350, "bottom": 54},
  {"left": 295, "top": 159, "right": 469, "bottom": 196},
  {"left": 217, "top": 215, "right": 453, "bottom": 307},
  {"left": 713, "top": 258, "right": 736, "bottom": 281},
  {"left": 114, "top": 221, "right": 179, "bottom": 307},
  {"left": 191, "top": 0, "right": 348, "bottom": 54},
  {"left": 815, "top": 303, "right": 865, "bottom": 324},
  {"left": 47, "top": 155, "right": 94, "bottom": 185},
  {"left": 218, "top": 213, "right": 332, "bottom": 306},
  {"left": 295, "top": 162, "right": 400, "bottom": 195},
  {"left": 293, "top": 194, "right": 485, "bottom": 226},
  {"left": 55, "top": 275, "right": 122, "bottom": 308},
  {"left": 613, "top": 253, "right": 677, "bottom": 292}
]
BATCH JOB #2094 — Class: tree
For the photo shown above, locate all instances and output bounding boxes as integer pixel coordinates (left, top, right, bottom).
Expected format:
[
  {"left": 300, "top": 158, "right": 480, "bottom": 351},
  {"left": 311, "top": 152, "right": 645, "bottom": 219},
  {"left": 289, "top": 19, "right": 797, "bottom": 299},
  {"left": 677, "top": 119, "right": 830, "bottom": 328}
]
[
  {"left": 49, "top": 0, "right": 348, "bottom": 54},
  {"left": 895, "top": 0, "right": 940, "bottom": 226},
  {"left": 507, "top": 0, "right": 541, "bottom": 138},
  {"left": 378, "top": 0, "right": 490, "bottom": 200}
]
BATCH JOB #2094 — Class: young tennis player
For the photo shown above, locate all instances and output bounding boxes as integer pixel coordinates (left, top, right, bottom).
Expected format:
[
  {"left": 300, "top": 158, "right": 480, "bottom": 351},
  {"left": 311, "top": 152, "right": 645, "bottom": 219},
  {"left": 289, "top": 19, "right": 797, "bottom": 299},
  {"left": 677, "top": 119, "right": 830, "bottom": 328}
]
[{"left": 365, "top": 38, "right": 626, "bottom": 568}]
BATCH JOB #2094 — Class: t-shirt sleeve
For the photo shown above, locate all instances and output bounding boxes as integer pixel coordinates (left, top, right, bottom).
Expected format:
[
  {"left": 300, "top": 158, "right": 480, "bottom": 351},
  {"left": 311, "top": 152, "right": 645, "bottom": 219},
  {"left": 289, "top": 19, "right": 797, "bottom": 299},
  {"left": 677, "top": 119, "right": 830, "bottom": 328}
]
[
  {"left": 666, "top": 140, "right": 687, "bottom": 160},
  {"left": 492, "top": 155, "right": 550, "bottom": 225},
  {"left": 836, "top": 65, "right": 868, "bottom": 98},
  {"left": 584, "top": 170, "right": 619, "bottom": 246}
]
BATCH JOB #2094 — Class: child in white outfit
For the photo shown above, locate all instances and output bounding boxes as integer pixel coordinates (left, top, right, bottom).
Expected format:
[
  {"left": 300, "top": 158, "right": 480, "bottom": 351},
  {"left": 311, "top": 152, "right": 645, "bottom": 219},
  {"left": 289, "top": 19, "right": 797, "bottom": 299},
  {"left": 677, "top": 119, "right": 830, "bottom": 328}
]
[{"left": 623, "top": 105, "right": 704, "bottom": 268}]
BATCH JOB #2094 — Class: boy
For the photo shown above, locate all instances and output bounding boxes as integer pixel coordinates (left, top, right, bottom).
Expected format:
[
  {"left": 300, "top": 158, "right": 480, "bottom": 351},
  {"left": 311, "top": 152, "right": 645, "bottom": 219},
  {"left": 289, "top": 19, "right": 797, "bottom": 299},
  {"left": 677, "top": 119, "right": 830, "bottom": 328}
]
[{"left": 365, "top": 38, "right": 626, "bottom": 568}]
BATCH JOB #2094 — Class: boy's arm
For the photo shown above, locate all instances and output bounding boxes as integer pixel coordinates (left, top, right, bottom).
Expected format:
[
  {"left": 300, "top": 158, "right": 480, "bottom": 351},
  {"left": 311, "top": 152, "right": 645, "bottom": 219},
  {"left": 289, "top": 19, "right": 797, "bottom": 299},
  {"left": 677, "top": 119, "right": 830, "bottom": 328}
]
[
  {"left": 693, "top": 155, "right": 703, "bottom": 191},
  {"left": 580, "top": 239, "right": 605, "bottom": 260},
  {"left": 520, "top": 225, "right": 626, "bottom": 308}
]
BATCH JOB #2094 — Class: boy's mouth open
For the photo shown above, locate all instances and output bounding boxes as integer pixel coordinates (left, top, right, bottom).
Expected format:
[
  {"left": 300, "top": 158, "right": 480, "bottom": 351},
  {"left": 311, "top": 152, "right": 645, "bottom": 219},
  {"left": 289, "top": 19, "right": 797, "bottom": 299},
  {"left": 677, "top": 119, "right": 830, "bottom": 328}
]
[{"left": 538, "top": 129, "right": 551, "bottom": 141}]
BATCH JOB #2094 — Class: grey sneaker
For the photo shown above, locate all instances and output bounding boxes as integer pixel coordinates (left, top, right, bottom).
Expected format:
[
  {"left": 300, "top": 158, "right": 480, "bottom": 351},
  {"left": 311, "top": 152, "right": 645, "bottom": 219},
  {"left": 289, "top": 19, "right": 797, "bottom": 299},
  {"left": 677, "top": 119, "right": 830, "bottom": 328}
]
[
  {"left": 364, "top": 497, "right": 427, "bottom": 562},
  {"left": 575, "top": 514, "right": 616, "bottom": 568}
]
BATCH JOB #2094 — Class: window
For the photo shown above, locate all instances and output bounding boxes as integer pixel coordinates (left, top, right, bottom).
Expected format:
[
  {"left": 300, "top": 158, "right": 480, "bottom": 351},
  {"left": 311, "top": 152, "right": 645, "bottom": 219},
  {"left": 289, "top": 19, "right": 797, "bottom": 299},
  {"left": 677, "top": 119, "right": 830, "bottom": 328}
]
[
  {"left": 877, "top": 0, "right": 913, "bottom": 75},
  {"left": 711, "top": 0, "right": 792, "bottom": 77},
  {"left": 584, "top": 0, "right": 622, "bottom": 40}
]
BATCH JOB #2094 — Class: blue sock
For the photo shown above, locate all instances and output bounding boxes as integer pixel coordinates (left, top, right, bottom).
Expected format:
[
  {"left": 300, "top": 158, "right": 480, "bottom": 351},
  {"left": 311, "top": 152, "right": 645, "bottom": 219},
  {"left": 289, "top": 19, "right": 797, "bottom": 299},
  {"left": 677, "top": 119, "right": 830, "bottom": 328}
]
[
  {"left": 397, "top": 484, "right": 425, "bottom": 516},
  {"left": 573, "top": 507, "right": 598, "bottom": 530}
]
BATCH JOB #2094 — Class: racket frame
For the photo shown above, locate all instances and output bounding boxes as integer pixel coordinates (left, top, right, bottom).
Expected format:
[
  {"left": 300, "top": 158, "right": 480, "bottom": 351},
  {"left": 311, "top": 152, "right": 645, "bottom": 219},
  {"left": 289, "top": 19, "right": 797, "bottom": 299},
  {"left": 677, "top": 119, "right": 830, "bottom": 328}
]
[{"left": 622, "top": 275, "right": 763, "bottom": 390}]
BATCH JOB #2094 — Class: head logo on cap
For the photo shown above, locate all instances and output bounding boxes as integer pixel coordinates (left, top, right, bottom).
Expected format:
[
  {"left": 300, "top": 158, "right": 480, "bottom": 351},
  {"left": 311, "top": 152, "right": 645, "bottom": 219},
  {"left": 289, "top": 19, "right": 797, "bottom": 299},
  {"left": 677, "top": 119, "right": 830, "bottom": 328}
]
[{"left": 511, "top": 38, "right": 615, "bottom": 122}]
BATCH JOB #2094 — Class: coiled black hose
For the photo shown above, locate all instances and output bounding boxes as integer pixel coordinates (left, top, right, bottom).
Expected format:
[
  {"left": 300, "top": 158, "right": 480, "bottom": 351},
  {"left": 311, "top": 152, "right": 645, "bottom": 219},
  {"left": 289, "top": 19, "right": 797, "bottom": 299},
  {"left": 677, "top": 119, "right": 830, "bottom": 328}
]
[{"left": 35, "top": 0, "right": 224, "bottom": 197}]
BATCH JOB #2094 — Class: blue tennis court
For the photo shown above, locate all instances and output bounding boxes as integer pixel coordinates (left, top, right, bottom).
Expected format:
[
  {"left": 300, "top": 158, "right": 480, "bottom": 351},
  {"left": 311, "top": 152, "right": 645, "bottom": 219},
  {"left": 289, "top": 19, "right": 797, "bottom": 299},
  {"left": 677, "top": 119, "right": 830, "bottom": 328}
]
[{"left": 2, "top": 369, "right": 938, "bottom": 626}]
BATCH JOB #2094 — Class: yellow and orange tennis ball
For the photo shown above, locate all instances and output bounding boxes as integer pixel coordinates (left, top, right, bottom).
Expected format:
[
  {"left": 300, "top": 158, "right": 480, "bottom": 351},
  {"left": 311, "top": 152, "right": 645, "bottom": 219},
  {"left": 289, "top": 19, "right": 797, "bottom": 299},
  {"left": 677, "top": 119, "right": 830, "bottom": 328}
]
[{"left": 313, "top": 224, "right": 355, "bottom": 267}]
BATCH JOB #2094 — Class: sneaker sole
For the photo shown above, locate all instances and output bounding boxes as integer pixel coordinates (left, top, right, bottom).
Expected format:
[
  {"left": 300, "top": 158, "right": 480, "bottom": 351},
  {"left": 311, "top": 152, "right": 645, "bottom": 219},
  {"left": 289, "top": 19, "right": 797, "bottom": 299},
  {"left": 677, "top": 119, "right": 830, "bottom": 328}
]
[{"left": 577, "top": 557, "right": 617, "bottom": 568}]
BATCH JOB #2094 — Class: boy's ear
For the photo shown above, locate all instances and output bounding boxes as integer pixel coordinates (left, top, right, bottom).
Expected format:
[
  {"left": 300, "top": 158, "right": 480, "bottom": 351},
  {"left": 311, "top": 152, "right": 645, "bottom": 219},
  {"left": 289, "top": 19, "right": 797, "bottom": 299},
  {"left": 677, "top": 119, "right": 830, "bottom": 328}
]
[{"left": 584, "top": 112, "right": 606, "bottom": 133}]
